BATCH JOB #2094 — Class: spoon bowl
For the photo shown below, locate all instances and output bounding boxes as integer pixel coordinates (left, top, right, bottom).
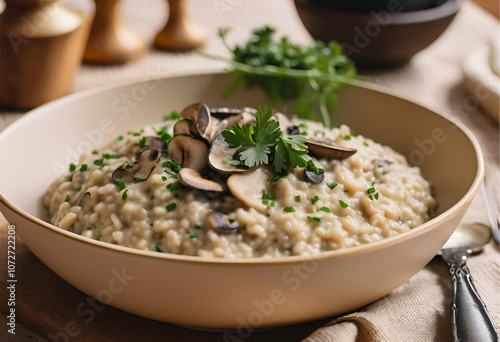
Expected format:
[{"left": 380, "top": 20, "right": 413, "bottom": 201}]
[{"left": 440, "top": 222, "right": 492, "bottom": 252}]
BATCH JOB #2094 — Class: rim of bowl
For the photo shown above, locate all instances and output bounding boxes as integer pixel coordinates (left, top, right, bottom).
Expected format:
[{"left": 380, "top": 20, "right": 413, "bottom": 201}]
[
  {"left": 0, "top": 71, "right": 485, "bottom": 266},
  {"left": 294, "top": 0, "right": 463, "bottom": 25}
]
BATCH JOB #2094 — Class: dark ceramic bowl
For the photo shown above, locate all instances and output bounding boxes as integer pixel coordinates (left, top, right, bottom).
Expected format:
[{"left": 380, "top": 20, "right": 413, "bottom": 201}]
[
  {"left": 309, "top": 0, "right": 447, "bottom": 13},
  {"left": 294, "top": 0, "right": 463, "bottom": 66}
]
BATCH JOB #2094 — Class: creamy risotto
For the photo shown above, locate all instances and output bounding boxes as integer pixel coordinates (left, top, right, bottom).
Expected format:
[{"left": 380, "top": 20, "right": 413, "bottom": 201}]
[{"left": 44, "top": 105, "right": 435, "bottom": 258}]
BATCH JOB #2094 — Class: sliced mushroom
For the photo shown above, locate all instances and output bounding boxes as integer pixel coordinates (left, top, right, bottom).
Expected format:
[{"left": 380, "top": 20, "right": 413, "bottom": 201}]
[
  {"left": 207, "top": 211, "right": 239, "bottom": 233},
  {"left": 173, "top": 119, "right": 193, "bottom": 136},
  {"left": 79, "top": 192, "right": 92, "bottom": 211},
  {"left": 306, "top": 140, "right": 357, "bottom": 159},
  {"left": 208, "top": 133, "right": 247, "bottom": 174},
  {"left": 180, "top": 103, "right": 212, "bottom": 140},
  {"left": 211, "top": 112, "right": 255, "bottom": 138},
  {"left": 143, "top": 137, "right": 167, "bottom": 151},
  {"left": 304, "top": 168, "right": 324, "bottom": 184},
  {"left": 112, "top": 148, "right": 161, "bottom": 184},
  {"left": 168, "top": 134, "right": 208, "bottom": 170},
  {"left": 287, "top": 125, "right": 300, "bottom": 135},
  {"left": 227, "top": 166, "right": 272, "bottom": 213},
  {"left": 178, "top": 168, "right": 225, "bottom": 192},
  {"left": 210, "top": 106, "right": 257, "bottom": 118}
]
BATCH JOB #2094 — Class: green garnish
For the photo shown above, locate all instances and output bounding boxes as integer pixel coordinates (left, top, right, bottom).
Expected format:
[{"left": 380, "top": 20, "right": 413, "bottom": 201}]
[
  {"left": 307, "top": 216, "right": 322, "bottom": 223},
  {"left": 91, "top": 149, "right": 98, "bottom": 155},
  {"left": 93, "top": 158, "right": 105, "bottom": 166},
  {"left": 195, "top": 225, "right": 202, "bottom": 230},
  {"left": 269, "top": 168, "right": 290, "bottom": 182},
  {"left": 339, "top": 200, "right": 349, "bottom": 208},
  {"left": 262, "top": 189, "right": 277, "bottom": 206},
  {"left": 189, "top": 234, "right": 196, "bottom": 239},
  {"left": 128, "top": 129, "right": 144, "bottom": 136},
  {"left": 203, "top": 26, "right": 362, "bottom": 128},
  {"left": 155, "top": 245, "right": 163, "bottom": 253},
  {"left": 134, "top": 174, "right": 147, "bottom": 182},
  {"left": 103, "top": 153, "right": 118, "bottom": 159},
  {"left": 306, "top": 160, "right": 325, "bottom": 175},
  {"left": 64, "top": 195, "right": 70, "bottom": 203},
  {"left": 295, "top": 195, "right": 301, "bottom": 202},
  {"left": 283, "top": 206, "right": 296, "bottom": 212},
  {"left": 162, "top": 176, "right": 167, "bottom": 181},
  {"left": 368, "top": 182, "right": 380, "bottom": 201},
  {"left": 164, "top": 110, "right": 181, "bottom": 121},
  {"left": 319, "top": 207, "right": 331, "bottom": 213},
  {"left": 138, "top": 137, "right": 147, "bottom": 148},
  {"left": 166, "top": 202, "right": 176, "bottom": 211},
  {"left": 222, "top": 106, "right": 312, "bottom": 173},
  {"left": 122, "top": 189, "right": 128, "bottom": 200},
  {"left": 311, "top": 196, "right": 319, "bottom": 204},
  {"left": 117, "top": 135, "right": 124, "bottom": 141},
  {"left": 342, "top": 135, "right": 352, "bottom": 140},
  {"left": 167, "top": 182, "right": 181, "bottom": 193},
  {"left": 363, "top": 142, "right": 369, "bottom": 147},
  {"left": 69, "top": 163, "right": 77, "bottom": 172},
  {"left": 328, "top": 182, "right": 338, "bottom": 189},
  {"left": 80, "top": 164, "right": 88, "bottom": 172},
  {"left": 115, "top": 179, "right": 126, "bottom": 191},
  {"left": 163, "top": 160, "right": 182, "bottom": 174}
]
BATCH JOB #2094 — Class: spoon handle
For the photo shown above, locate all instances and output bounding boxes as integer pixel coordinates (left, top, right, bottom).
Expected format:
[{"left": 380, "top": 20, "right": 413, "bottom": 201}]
[{"left": 445, "top": 251, "right": 498, "bottom": 342}]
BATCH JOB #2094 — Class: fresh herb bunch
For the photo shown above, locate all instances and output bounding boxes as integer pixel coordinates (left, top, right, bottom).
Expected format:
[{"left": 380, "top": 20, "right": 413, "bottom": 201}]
[
  {"left": 222, "top": 105, "right": 313, "bottom": 173},
  {"left": 204, "top": 26, "right": 360, "bottom": 128}
]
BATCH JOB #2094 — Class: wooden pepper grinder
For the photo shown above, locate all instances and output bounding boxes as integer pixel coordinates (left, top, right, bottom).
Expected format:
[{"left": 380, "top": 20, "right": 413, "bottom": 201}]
[
  {"left": 83, "top": 0, "right": 146, "bottom": 64},
  {"left": 154, "top": 0, "right": 207, "bottom": 51},
  {"left": 0, "top": 0, "right": 91, "bottom": 109}
]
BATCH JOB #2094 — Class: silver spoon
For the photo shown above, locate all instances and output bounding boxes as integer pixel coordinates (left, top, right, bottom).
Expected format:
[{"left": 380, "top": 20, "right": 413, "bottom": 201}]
[{"left": 438, "top": 223, "right": 498, "bottom": 342}]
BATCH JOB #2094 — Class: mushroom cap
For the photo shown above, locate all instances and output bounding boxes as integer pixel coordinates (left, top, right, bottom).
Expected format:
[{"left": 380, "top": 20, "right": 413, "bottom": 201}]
[
  {"left": 173, "top": 119, "right": 193, "bottom": 136},
  {"left": 79, "top": 192, "right": 92, "bottom": 211},
  {"left": 227, "top": 166, "right": 272, "bottom": 213},
  {"left": 209, "top": 106, "right": 257, "bottom": 118},
  {"left": 208, "top": 133, "right": 248, "bottom": 174},
  {"left": 112, "top": 148, "right": 161, "bottom": 184},
  {"left": 180, "top": 103, "right": 212, "bottom": 140},
  {"left": 167, "top": 134, "right": 208, "bottom": 170},
  {"left": 306, "top": 140, "right": 357, "bottom": 159},
  {"left": 304, "top": 168, "right": 324, "bottom": 184},
  {"left": 178, "top": 168, "right": 225, "bottom": 192},
  {"left": 206, "top": 211, "right": 239, "bottom": 233}
]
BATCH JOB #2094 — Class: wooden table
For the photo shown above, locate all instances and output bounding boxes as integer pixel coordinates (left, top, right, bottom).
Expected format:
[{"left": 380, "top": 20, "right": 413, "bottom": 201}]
[{"left": 1, "top": 1, "right": 498, "bottom": 341}]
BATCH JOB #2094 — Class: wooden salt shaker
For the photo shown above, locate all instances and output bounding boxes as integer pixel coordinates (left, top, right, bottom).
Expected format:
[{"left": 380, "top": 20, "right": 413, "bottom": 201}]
[
  {"left": 154, "top": 0, "right": 207, "bottom": 51},
  {"left": 0, "top": 0, "right": 91, "bottom": 109},
  {"left": 83, "top": 0, "right": 146, "bottom": 64}
]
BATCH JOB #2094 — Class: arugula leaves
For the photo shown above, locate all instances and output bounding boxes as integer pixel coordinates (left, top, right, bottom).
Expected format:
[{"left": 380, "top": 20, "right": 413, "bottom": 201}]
[
  {"left": 222, "top": 106, "right": 313, "bottom": 173},
  {"left": 202, "top": 26, "right": 362, "bottom": 128}
]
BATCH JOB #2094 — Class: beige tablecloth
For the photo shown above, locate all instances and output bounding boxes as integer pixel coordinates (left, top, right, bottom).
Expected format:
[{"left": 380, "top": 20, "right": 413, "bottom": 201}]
[{"left": 0, "top": 0, "right": 498, "bottom": 341}]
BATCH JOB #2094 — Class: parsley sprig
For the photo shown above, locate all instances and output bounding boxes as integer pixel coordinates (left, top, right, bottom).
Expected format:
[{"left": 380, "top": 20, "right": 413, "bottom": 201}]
[
  {"left": 201, "top": 26, "right": 364, "bottom": 128},
  {"left": 222, "top": 106, "right": 312, "bottom": 173}
]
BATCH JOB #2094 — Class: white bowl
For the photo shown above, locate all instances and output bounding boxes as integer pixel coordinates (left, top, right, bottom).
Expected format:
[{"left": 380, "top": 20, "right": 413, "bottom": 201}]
[{"left": 0, "top": 73, "right": 483, "bottom": 328}]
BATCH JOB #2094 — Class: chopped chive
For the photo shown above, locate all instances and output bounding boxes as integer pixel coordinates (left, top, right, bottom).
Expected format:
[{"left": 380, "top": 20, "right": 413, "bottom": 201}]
[
  {"left": 283, "top": 206, "right": 296, "bottom": 212},
  {"left": 134, "top": 174, "right": 147, "bottom": 182},
  {"left": 343, "top": 135, "right": 351, "bottom": 140},
  {"left": 166, "top": 202, "right": 176, "bottom": 211},
  {"left": 91, "top": 149, "right": 98, "bottom": 155},
  {"left": 161, "top": 176, "right": 167, "bottom": 181},
  {"left": 138, "top": 137, "right": 147, "bottom": 147},
  {"left": 295, "top": 195, "right": 301, "bottom": 202},
  {"left": 307, "top": 216, "right": 321, "bottom": 223},
  {"left": 189, "top": 234, "right": 196, "bottom": 239},
  {"left": 93, "top": 158, "right": 105, "bottom": 166},
  {"left": 64, "top": 195, "right": 70, "bottom": 203},
  {"left": 155, "top": 245, "right": 163, "bottom": 253},
  {"left": 367, "top": 187, "right": 376, "bottom": 194},
  {"left": 115, "top": 179, "right": 126, "bottom": 191},
  {"left": 163, "top": 110, "right": 181, "bottom": 121},
  {"left": 328, "top": 182, "right": 338, "bottom": 189},
  {"left": 363, "top": 141, "right": 369, "bottom": 147},
  {"left": 375, "top": 193, "right": 379, "bottom": 200},
  {"left": 311, "top": 196, "right": 319, "bottom": 204},
  {"left": 103, "top": 153, "right": 118, "bottom": 159},
  {"left": 262, "top": 200, "right": 269, "bottom": 205},
  {"left": 319, "top": 207, "right": 331, "bottom": 213},
  {"left": 80, "top": 164, "right": 88, "bottom": 172},
  {"left": 117, "top": 135, "right": 124, "bottom": 141},
  {"left": 195, "top": 224, "right": 201, "bottom": 230},
  {"left": 69, "top": 163, "right": 77, "bottom": 172},
  {"left": 339, "top": 200, "right": 349, "bottom": 208},
  {"left": 270, "top": 202, "right": 275, "bottom": 207},
  {"left": 167, "top": 182, "right": 181, "bottom": 193},
  {"left": 122, "top": 189, "right": 128, "bottom": 200}
]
